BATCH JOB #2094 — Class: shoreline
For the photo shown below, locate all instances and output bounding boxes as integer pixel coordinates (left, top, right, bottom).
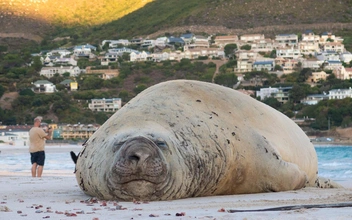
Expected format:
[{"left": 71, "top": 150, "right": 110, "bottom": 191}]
[
  {"left": 1, "top": 144, "right": 352, "bottom": 219},
  {"left": 0, "top": 174, "right": 351, "bottom": 219},
  {"left": 313, "top": 142, "right": 352, "bottom": 146}
]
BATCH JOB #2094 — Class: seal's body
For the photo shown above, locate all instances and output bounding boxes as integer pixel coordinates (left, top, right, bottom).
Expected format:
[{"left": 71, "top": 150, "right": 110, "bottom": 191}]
[{"left": 74, "top": 80, "right": 328, "bottom": 201}]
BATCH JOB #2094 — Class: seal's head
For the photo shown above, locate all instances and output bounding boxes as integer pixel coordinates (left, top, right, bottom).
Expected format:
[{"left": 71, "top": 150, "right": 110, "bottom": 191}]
[{"left": 107, "top": 135, "right": 170, "bottom": 200}]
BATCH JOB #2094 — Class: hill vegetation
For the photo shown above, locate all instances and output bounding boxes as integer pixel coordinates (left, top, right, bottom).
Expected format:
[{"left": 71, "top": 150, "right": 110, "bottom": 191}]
[
  {"left": 91, "top": 0, "right": 352, "bottom": 40},
  {"left": 1, "top": 0, "right": 352, "bottom": 137},
  {"left": 2, "top": 0, "right": 352, "bottom": 46}
]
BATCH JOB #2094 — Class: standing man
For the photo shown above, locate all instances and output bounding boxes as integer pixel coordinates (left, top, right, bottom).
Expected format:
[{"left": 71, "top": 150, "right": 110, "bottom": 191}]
[{"left": 29, "top": 116, "right": 52, "bottom": 177}]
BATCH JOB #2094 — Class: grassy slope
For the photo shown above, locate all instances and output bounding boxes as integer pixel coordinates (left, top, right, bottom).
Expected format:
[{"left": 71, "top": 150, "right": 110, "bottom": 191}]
[
  {"left": 0, "top": 0, "right": 153, "bottom": 26},
  {"left": 2, "top": 0, "right": 352, "bottom": 41},
  {"left": 88, "top": 0, "right": 352, "bottom": 39}
]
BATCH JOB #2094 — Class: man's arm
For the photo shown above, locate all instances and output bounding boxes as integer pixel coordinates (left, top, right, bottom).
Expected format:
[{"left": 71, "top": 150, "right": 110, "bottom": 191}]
[{"left": 44, "top": 128, "right": 53, "bottom": 140}]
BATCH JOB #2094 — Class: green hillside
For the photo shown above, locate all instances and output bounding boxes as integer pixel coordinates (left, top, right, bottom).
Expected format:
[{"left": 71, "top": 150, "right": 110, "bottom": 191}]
[
  {"left": 79, "top": 0, "right": 352, "bottom": 42},
  {"left": 2, "top": 0, "right": 352, "bottom": 45}
]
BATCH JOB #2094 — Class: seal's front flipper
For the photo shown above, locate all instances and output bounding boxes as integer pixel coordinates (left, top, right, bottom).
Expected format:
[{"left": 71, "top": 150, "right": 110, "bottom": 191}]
[
  {"left": 315, "top": 177, "right": 343, "bottom": 188},
  {"left": 70, "top": 151, "right": 78, "bottom": 164}
]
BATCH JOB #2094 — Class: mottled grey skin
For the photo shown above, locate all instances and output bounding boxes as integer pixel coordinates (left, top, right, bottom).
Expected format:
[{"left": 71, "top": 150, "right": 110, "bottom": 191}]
[{"left": 74, "top": 80, "right": 340, "bottom": 201}]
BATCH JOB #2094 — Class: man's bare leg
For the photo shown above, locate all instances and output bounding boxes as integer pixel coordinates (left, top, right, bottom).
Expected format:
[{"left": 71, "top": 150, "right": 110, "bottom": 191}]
[
  {"left": 37, "top": 165, "right": 43, "bottom": 177},
  {"left": 31, "top": 163, "right": 37, "bottom": 177}
]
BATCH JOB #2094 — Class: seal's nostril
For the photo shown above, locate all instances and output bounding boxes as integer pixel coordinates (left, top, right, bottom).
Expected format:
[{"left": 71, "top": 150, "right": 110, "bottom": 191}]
[{"left": 129, "top": 155, "right": 140, "bottom": 161}]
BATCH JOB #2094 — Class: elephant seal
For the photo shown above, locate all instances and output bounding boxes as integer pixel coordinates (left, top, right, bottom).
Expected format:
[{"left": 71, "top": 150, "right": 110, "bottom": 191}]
[{"left": 73, "top": 80, "right": 339, "bottom": 201}]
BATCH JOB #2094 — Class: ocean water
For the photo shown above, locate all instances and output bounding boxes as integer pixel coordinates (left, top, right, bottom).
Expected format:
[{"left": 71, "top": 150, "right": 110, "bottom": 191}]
[
  {"left": 0, "top": 149, "right": 79, "bottom": 174},
  {"left": 0, "top": 146, "right": 351, "bottom": 183},
  {"left": 315, "top": 145, "right": 352, "bottom": 182}
]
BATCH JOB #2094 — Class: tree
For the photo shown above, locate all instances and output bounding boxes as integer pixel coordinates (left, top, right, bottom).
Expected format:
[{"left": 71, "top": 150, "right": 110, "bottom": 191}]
[
  {"left": 119, "top": 90, "right": 129, "bottom": 102},
  {"left": 0, "top": 85, "right": 5, "bottom": 98},
  {"left": 122, "top": 52, "right": 130, "bottom": 61},
  {"left": 240, "top": 44, "right": 251, "bottom": 50},
  {"left": 263, "top": 97, "right": 281, "bottom": 109},
  {"left": 214, "top": 73, "right": 238, "bottom": 88},
  {"left": 270, "top": 50, "right": 276, "bottom": 58},
  {"left": 224, "top": 44, "right": 237, "bottom": 58},
  {"left": 0, "top": 45, "right": 7, "bottom": 53},
  {"left": 56, "top": 84, "right": 66, "bottom": 91},
  {"left": 274, "top": 65, "right": 283, "bottom": 71},
  {"left": 50, "top": 74, "right": 65, "bottom": 84},
  {"left": 80, "top": 76, "right": 104, "bottom": 90},
  {"left": 63, "top": 72, "right": 70, "bottom": 77},
  {"left": 289, "top": 84, "right": 308, "bottom": 103},
  {"left": 102, "top": 42, "right": 109, "bottom": 50},
  {"left": 31, "top": 56, "right": 43, "bottom": 72},
  {"left": 103, "top": 77, "right": 122, "bottom": 88},
  {"left": 134, "top": 84, "right": 147, "bottom": 94},
  {"left": 298, "top": 68, "right": 312, "bottom": 82},
  {"left": 19, "top": 89, "right": 35, "bottom": 96}
]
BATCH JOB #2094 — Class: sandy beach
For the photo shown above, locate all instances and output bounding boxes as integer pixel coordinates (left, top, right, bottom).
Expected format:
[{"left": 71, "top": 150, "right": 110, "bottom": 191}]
[{"left": 1, "top": 144, "right": 352, "bottom": 220}]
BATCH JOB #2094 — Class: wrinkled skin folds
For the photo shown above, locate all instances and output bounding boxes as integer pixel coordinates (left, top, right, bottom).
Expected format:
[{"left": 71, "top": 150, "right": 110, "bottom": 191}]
[{"left": 73, "top": 80, "right": 336, "bottom": 201}]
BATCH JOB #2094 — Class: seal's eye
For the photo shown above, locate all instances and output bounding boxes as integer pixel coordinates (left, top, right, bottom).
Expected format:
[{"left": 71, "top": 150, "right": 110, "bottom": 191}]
[
  {"left": 155, "top": 138, "right": 167, "bottom": 149},
  {"left": 113, "top": 141, "right": 126, "bottom": 153}
]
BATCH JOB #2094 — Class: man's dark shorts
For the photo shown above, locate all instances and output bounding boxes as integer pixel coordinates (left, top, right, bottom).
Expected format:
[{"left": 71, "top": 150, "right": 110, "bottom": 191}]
[{"left": 30, "top": 151, "right": 45, "bottom": 166}]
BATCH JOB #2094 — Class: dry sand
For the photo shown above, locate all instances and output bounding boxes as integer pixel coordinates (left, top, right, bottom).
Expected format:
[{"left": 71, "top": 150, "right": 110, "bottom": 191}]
[{"left": 1, "top": 145, "right": 352, "bottom": 220}]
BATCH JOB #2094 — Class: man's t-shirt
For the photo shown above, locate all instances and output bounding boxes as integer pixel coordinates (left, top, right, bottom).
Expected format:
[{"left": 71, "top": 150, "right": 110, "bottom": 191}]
[{"left": 29, "top": 127, "right": 47, "bottom": 153}]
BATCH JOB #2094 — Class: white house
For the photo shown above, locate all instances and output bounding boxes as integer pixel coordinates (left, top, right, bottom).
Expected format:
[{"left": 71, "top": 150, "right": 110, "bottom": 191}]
[
  {"left": 250, "top": 39, "right": 276, "bottom": 52},
  {"left": 40, "top": 66, "right": 81, "bottom": 78},
  {"left": 0, "top": 125, "right": 31, "bottom": 146},
  {"left": 301, "top": 30, "right": 320, "bottom": 43},
  {"left": 333, "top": 66, "right": 352, "bottom": 80},
  {"left": 88, "top": 98, "right": 122, "bottom": 112},
  {"left": 184, "top": 48, "right": 225, "bottom": 59},
  {"left": 235, "top": 50, "right": 259, "bottom": 60},
  {"left": 168, "top": 51, "right": 184, "bottom": 61},
  {"left": 256, "top": 87, "right": 279, "bottom": 100},
  {"left": 323, "top": 42, "right": 344, "bottom": 53},
  {"left": 301, "top": 93, "right": 329, "bottom": 105},
  {"left": 298, "top": 41, "right": 319, "bottom": 55},
  {"left": 329, "top": 88, "right": 352, "bottom": 100},
  {"left": 0, "top": 132, "right": 18, "bottom": 144},
  {"left": 32, "top": 80, "right": 56, "bottom": 93},
  {"left": 73, "top": 44, "right": 96, "bottom": 58},
  {"left": 191, "top": 35, "right": 210, "bottom": 48},
  {"left": 319, "top": 32, "right": 343, "bottom": 44},
  {"left": 324, "top": 60, "right": 342, "bottom": 70},
  {"left": 340, "top": 52, "right": 352, "bottom": 63},
  {"left": 155, "top": 37, "right": 168, "bottom": 47},
  {"left": 235, "top": 59, "right": 253, "bottom": 73},
  {"left": 101, "top": 39, "right": 130, "bottom": 48},
  {"left": 46, "top": 49, "right": 72, "bottom": 57},
  {"left": 42, "top": 55, "right": 59, "bottom": 66},
  {"left": 130, "top": 51, "right": 150, "bottom": 62},
  {"left": 52, "top": 57, "right": 77, "bottom": 66},
  {"left": 101, "top": 52, "right": 119, "bottom": 65},
  {"left": 301, "top": 60, "right": 323, "bottom": 69},
  {"left": 214, "top": 35, "right": 239, "bottom": 47},
  {"left": 108, "top": 47, "right": 139, "bottom": 55},
  {"left": 240, "top": 34, "right": 265, "bottom": 42},
  {"left": 141, "top": 39, "right": 155, "bottom": 48},
  {"left": 74, "top": 44, "right": 97, "bottom": 51},
  {"left": 151, "top": 52, "right": 169, "bottom": 62},
  {"left": 276, "top": 47, "right": 301, "bottom": 59},
  {"left": 252, "top": 60, "right": 275, "bottom": 71},
  {"left": 275, "top": 34, "right": 298, "bottom": 47}
]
